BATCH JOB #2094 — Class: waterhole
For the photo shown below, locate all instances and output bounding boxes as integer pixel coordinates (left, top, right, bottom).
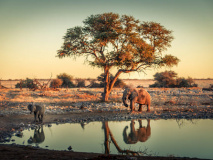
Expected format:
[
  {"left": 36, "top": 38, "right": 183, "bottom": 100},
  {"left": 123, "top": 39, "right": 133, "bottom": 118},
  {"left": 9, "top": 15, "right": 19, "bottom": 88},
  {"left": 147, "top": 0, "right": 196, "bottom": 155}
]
[{"left": 2, "top": 119, "right": 213, "bottom": 159}]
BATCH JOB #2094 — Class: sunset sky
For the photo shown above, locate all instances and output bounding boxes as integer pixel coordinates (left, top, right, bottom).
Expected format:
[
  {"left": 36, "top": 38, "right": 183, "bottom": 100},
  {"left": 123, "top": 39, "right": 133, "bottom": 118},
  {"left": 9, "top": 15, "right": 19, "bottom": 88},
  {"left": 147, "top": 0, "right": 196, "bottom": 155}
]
[{"left": 0, "top": 0, "right": 212, "bottom": 80}]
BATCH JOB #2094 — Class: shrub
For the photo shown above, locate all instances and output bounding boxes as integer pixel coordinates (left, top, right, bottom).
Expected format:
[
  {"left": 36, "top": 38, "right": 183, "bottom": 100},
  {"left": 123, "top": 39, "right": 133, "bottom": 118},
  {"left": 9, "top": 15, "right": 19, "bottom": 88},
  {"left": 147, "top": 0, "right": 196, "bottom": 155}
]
[
  {"left": 50, "top": 79, "right": 63, "bottom": 88},
  {"left": 150, "top": 71, "right": 197, "bottom": 88},
  {"left": 89, "top": 80, "right": 101, "bottom": 88},
  {"left": 76, "top": 79, "right": 86, "bottom": 88},
  {"left": 15, "top": 78, "right": 37, "bottom": 89},
  {"left": 114, "top": 79, "right": 127, "bottom": 88},
  {"left": 150, "top": 71, "right": 177, "bottom": 88},
  {"left": 176, "top": 77, "right": 197, "bottom": 88},
  {"left": 57, "top": 73, "right": 75, "bottom": 88},
  {"left": 96, "top": 73, "right": 127, "bottom": 88}
]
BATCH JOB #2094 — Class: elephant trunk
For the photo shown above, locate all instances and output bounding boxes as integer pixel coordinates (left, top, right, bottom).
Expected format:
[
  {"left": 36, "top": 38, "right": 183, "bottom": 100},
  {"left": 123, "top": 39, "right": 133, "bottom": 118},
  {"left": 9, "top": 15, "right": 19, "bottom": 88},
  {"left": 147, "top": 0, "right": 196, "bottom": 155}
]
[
  {"left": 123, "top": 126, "right": 129, "bottom": 144},
  {"left": 122, "top": 96, "right": 128, "bottom": 107}
]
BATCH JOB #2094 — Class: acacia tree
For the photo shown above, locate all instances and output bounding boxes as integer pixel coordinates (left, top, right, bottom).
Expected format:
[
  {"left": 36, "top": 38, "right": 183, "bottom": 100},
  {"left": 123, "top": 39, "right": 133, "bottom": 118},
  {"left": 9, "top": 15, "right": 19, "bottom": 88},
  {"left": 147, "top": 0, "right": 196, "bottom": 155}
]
[{"left": 57, "top": 13, "right": 179, "bottom": 101}]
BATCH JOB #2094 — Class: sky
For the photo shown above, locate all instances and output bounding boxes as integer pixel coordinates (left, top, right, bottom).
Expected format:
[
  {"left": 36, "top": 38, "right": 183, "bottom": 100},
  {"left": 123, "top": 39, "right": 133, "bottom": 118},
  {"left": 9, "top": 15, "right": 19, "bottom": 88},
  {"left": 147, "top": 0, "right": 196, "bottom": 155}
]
[{"left": 0, "top": 0, "right": 213, "bottom": 80}]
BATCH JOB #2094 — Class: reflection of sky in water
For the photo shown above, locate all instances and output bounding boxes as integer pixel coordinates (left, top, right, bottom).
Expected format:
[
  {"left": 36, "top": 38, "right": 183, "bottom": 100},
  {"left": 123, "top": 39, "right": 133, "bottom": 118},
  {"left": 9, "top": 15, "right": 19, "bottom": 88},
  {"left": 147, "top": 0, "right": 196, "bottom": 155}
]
[{"left": 4, "top": 119, "right": 213, "bottom": 159}]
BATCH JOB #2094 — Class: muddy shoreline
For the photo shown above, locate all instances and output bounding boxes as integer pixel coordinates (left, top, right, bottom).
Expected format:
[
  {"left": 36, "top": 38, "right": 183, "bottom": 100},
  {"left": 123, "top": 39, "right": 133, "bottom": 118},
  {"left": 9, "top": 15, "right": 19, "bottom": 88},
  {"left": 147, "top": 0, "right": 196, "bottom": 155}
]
[{"left": 0, "top": 110, "right": 213, "bottom": 160}]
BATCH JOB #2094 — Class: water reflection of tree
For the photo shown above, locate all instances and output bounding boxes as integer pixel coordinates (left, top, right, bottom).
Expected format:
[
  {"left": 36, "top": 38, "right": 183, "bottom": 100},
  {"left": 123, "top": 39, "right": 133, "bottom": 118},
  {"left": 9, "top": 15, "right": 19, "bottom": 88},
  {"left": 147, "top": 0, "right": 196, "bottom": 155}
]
[
  {"left": 176, "top": 119, "right": 199, "bottom": 128},
  {"left": 103, "top": 120, "right": 151, "bottom": 156}
]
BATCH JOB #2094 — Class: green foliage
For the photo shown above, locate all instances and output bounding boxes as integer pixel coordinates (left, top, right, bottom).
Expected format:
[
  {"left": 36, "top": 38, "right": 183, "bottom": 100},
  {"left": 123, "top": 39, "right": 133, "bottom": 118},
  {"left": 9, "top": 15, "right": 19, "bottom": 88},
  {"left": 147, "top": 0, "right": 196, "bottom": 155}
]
[
  {"left": 50, "top": 79, "right": 63, "bottom": 88},
  {"left": 15, "top": 78, "right": 37, "bottom": 89},
  {"left": 150, "top": 71, "right": 197, "bottom": 88},
  {"left": 57, "top": 73, "right": 75, "bottom": 88},
  {"left": 57, "top": 13, "right": 179, "bottom": 70}
]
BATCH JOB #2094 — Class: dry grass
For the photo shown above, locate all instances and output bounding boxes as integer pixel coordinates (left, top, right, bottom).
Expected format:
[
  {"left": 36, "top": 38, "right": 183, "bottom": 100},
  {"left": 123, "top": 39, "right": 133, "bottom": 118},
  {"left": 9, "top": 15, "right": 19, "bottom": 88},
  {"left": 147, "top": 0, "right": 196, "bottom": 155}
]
[
  {"left": 1, "top": 79, "right": 213, "bottom": 89},
  {"left": 0, "top": 86, "right": 212, "bottom": 112}
]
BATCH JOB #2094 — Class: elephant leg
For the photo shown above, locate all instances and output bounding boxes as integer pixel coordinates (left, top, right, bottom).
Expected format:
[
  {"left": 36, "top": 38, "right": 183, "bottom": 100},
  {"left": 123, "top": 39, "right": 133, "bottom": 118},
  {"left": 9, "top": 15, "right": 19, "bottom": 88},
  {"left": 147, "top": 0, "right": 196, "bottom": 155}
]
[
  {"left": 40, "top": 114, "right": 43, "bottom": 123},
  {"left": 138, "top": 120, "right": 142, "bottom": 128},
  {"left": 147, "top": 104, "right": 150, "bottom": 112},
  {"left": 38, "top": 114, "right": 41, "bottom": 122},
  {"left": 34, "top": 112, "right": 38, "bottom": 122},
  {"left": 130, "top": 101, "right": 135, "bottom": 112},
  {"left": 138, "top": 104, "right": 142, "bottom": 112}
]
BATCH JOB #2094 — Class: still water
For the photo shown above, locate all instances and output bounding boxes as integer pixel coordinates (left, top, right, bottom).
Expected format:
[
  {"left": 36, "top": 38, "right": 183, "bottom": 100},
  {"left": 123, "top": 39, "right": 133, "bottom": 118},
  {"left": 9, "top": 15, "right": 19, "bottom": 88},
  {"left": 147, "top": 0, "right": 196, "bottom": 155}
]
[{"left": 4, "top": 119, "right": 213, "bottom": 159}]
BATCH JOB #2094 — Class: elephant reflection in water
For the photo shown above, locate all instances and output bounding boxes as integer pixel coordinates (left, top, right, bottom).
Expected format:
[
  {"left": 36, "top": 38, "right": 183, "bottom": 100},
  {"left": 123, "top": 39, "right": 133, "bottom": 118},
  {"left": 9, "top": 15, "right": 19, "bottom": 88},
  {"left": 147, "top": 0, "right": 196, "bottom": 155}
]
[
  {"left": 28, "top": 126, "right": 45, "bottom": 144},
  {"left": 123, "top": 119, "right": 151, "bottom": 144},
  {"left": 103, "top": 121, "right": 145, "bottom": 156}
]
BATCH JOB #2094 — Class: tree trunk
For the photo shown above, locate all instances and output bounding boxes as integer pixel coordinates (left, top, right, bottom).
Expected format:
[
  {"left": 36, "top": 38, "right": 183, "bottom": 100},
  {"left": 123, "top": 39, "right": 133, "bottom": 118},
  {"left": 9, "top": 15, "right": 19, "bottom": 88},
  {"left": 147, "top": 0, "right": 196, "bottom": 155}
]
[
  {"left": 103, "top": 68, "right": 123, "bottom": 102},
  {"left": 103, "top": 122, "right": 110, "bottom": 154},
  {"left": 103, "top": 66, "right": 110, "bottom": 101}
]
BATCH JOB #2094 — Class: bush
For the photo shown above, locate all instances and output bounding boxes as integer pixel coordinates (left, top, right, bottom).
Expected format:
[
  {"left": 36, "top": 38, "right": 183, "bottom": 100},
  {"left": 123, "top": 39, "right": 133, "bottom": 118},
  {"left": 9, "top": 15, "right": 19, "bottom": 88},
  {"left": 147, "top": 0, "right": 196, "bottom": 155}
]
[
  {"left": 76, "top": 79, "right": 86, "bottom": 88},
  {"left": 114, "top": 79, "right": 127, "bottom": 88},
  {"left": 176, "top": 77, "right": 197, "bottom": 88},
  {"left": 89, "top": 80, "right": 101, "bottom": 88},
  {"left": 150, "top": 71, "right": 197, "bottom": 88},
  {"left": 96, "top": 73, "right": 127, "bottom": 88},
  {"left": 57, "top": 73, "right": 75, "bottom": 88},
  {"left": 50, "top": 79, "right": 63, "bottom": 88},
  {"left": 15, "top": 78, "right": 37, "bottom": 89}
]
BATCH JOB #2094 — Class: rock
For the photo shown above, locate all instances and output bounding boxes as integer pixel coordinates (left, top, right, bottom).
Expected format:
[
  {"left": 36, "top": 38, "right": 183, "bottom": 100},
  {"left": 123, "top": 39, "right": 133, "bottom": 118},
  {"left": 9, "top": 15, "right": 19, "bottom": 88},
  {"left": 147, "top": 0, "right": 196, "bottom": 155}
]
[
  {"left": 68, "top": 146, "right": 72, "bottom": 151},
  {"left": 15, "top": 131, "right": 23, "bottom": 138}
]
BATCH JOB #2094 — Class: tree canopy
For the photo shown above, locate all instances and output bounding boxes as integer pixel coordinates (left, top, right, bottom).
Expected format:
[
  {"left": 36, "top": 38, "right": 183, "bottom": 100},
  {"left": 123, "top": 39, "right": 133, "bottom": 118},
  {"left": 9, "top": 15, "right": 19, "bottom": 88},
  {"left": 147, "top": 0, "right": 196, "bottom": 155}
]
[{"left": 57, "top": 12, "right": 179, "bottom": 101}]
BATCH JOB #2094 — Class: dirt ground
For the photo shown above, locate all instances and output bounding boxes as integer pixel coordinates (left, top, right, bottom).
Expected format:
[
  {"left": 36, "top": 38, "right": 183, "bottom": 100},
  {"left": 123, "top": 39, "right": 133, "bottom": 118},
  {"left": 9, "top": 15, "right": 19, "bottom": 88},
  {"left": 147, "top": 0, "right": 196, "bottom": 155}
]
[{"left": 0, "top": 85, "right": 212, "bottom": 159}]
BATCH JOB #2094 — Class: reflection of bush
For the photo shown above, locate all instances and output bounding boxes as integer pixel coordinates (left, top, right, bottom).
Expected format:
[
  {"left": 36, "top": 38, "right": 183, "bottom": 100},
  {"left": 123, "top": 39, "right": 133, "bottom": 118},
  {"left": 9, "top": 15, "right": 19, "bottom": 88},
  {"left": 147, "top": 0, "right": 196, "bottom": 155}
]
[
  {"left": 150, "top": 71, "right": 197, "bottom": 88},
  {"left": 15, "top": 78, "right": 38, "bottom": 89}
]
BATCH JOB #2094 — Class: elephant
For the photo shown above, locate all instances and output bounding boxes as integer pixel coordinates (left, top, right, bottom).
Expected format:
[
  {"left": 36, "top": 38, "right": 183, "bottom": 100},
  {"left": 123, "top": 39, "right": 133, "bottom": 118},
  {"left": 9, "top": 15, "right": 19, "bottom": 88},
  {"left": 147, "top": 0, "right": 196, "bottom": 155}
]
[
  {"left": 28, "top": 103, "right": 45, "bottom": 123},
  {"left": 123, "top": 119, "right": 151, "bottom": 144},
  {"left": 122, "top": 87, "right": 151, "bottom": 112},
  {"left": 28, "top": 126, "right": 45, "bottom": 144}
]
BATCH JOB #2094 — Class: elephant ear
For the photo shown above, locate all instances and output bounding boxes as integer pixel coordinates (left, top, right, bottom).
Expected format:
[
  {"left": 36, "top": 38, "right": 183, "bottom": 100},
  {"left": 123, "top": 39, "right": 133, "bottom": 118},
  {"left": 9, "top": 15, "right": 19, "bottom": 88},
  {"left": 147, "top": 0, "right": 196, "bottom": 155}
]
[
  {"left": 123, "top": 88, "right": 129, "bottom": 97},
  {"left": 28, "top": 104, "right": 33, "bottom": 113},
  {"left": 130, "top": 89, "right": 138, "bottom": 99}
]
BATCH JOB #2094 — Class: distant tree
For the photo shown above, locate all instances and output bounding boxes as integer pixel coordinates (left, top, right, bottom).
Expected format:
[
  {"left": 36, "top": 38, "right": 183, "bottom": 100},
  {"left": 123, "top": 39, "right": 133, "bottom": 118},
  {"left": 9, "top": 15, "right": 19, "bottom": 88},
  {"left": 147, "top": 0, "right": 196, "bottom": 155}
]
[
  {"left": 57, "top": 13, "right": 179, "bottom": 101},
  {"left": 57, "top": 73, "right": 75, "bottom": 88},
  {"left": 151, "top": 71, "right": 177, "bottom": 87},
  {"left": 50, "top": 79, "right": 63, "bottom": 89},
  {"left": 150, "top": 71, "right": 197, "bottom": 88}
]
